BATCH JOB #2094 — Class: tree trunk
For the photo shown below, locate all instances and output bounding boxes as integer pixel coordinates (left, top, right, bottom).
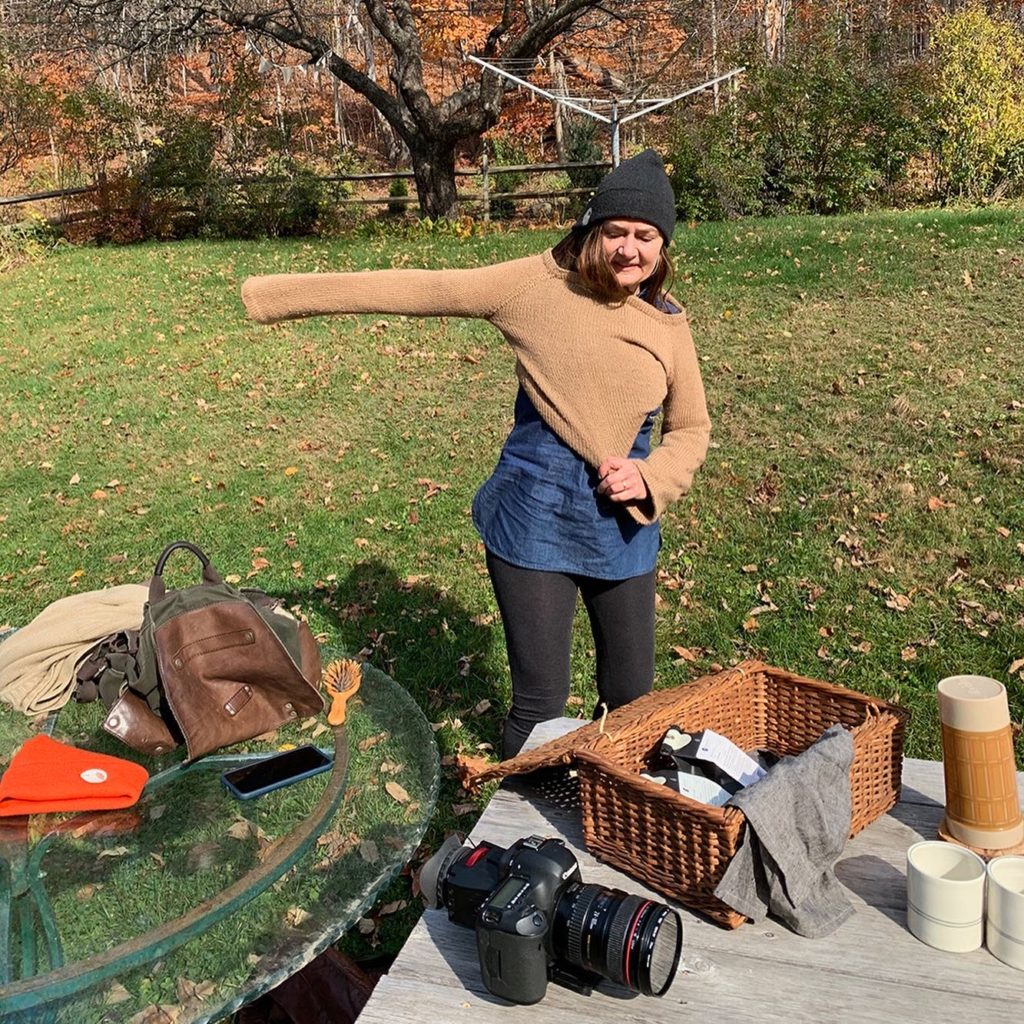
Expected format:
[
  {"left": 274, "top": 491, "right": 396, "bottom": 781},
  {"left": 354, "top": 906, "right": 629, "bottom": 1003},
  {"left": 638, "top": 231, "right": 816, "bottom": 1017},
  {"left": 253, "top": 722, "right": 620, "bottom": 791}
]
[{"left": 409, "top": 140, "right": 459, "bottom": 219}]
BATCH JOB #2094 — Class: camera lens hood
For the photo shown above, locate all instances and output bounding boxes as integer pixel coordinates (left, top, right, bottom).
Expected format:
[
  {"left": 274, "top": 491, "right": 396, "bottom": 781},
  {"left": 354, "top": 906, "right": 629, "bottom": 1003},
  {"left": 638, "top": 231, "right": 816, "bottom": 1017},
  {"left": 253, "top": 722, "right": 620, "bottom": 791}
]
[{"left": 419, "top": 834, "right": 466, "bottom": 909}]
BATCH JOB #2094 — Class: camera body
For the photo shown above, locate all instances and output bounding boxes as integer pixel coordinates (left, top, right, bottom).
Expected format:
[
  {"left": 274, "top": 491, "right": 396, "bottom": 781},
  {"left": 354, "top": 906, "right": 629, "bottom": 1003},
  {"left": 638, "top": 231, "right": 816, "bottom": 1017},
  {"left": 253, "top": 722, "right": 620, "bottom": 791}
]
[
  {"left": 443, "top": 835, "right": 581, "bottom": 1004},
  {"left": 425, "top": 832, "right": 682, "bottom": 1005}
]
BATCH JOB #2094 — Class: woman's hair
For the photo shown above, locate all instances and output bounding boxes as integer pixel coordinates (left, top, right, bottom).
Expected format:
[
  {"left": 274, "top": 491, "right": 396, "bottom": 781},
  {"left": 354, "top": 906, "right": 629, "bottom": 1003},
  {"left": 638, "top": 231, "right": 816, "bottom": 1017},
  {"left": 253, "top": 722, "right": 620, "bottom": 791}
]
[{"left": 551, "top": 225, "right": 674, "bottom": 307}]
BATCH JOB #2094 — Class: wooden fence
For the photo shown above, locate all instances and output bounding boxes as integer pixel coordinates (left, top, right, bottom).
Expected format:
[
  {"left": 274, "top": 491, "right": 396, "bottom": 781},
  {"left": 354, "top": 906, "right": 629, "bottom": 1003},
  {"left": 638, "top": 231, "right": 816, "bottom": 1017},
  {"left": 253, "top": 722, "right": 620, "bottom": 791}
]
[{"left": 0, "top": 160, "right": 612, "bottom": 223}]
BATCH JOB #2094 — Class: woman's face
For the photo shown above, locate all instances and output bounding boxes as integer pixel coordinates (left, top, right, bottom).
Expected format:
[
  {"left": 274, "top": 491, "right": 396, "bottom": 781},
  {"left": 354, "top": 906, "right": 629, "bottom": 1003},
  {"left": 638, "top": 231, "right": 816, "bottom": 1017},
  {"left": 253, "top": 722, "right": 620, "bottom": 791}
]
[{"left": 599, "top": 219, "right": 664, "bottom": 293}]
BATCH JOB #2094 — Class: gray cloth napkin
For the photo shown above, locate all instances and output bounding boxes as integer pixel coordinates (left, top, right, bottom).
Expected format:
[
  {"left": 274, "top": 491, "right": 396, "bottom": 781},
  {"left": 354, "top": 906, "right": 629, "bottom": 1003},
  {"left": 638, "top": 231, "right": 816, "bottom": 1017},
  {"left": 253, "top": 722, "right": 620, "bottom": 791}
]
[{"left": 713, "top": 723, "right": 855, "bottom": 938}]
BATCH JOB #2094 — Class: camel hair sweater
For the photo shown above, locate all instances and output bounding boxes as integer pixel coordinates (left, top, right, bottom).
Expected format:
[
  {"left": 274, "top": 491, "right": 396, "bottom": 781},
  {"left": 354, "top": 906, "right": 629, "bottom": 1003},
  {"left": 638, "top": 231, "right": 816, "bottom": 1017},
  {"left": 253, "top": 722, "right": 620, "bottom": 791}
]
[{"left": 241, "top": 249, "right": 711, "bottom": 526}]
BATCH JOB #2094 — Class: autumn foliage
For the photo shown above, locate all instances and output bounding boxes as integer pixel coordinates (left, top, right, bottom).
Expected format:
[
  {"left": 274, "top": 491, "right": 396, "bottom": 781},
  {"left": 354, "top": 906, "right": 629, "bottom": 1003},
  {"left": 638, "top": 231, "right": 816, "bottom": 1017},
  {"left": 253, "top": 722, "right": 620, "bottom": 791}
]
[{"left": 2, "top": 2, "right": 1024, "bottom": 238}]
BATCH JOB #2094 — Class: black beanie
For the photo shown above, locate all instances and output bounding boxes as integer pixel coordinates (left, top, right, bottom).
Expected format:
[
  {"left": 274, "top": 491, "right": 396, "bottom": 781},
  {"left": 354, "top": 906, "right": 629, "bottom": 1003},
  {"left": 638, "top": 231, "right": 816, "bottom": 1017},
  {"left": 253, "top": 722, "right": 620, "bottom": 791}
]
[{"left": 574, "top": 149, "right": 676, "bottom": 245}]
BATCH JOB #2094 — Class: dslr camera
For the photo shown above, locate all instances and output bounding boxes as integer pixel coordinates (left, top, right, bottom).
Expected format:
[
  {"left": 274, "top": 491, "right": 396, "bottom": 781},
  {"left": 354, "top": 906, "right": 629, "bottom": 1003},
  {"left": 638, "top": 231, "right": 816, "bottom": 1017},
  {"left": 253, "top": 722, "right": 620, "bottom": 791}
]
[{"left": 421, "top": 834, "right": 682, "bottom": 1005}]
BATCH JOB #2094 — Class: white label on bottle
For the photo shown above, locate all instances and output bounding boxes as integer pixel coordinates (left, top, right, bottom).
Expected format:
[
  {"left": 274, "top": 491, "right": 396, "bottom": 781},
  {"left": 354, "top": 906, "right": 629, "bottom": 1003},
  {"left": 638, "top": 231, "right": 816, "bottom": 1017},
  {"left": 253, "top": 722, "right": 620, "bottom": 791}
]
[{"left": 696, "top": 730, "right": 768, "bottom": 787}]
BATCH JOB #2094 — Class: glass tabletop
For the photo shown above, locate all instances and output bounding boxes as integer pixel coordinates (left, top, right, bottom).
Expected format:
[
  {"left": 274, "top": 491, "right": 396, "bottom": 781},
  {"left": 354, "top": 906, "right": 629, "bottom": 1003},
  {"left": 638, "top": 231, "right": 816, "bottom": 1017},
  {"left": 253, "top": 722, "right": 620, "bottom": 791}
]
[{"left": 0, "top": 639, "right": 439, "bottom": 1024}]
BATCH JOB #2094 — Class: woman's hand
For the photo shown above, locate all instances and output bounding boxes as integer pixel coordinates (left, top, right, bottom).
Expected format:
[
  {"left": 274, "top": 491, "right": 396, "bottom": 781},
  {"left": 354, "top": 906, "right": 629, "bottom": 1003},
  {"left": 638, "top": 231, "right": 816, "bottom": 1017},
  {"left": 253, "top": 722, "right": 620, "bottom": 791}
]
[{"left": 596, "top": 457, "right": 649, "bottom": 503}]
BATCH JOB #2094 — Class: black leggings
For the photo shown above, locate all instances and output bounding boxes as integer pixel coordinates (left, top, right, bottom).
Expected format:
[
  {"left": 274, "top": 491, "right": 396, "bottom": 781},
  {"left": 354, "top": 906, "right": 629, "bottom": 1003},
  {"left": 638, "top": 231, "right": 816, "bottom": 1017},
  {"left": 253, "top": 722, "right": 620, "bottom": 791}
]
[{"left": 485, "top": 551, "right": 656, "bottom": 757}]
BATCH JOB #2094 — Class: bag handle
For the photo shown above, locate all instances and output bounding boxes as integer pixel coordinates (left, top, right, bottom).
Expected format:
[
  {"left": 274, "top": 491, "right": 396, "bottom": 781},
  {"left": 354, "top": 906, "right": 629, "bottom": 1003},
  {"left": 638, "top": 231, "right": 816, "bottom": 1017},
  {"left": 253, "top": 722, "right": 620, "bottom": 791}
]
[{"left": 149, "top": 541, "right": 223, "bottom": 602}]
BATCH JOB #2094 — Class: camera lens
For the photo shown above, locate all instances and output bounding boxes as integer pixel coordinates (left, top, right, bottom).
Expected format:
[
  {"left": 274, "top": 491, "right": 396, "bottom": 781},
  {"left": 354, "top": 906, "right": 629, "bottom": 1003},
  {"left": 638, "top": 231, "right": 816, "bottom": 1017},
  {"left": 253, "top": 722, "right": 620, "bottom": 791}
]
[{"left": 553, "top": 883, "right": 682, "bottom": 996}]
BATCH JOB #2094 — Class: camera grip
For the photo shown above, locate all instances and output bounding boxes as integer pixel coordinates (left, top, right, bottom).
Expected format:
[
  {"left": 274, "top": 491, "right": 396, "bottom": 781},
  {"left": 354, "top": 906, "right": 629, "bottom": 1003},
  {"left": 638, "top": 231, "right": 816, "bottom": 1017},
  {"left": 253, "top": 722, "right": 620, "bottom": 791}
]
[{"left": 476, "top": 914, "right": 549, "bottom": 1005}]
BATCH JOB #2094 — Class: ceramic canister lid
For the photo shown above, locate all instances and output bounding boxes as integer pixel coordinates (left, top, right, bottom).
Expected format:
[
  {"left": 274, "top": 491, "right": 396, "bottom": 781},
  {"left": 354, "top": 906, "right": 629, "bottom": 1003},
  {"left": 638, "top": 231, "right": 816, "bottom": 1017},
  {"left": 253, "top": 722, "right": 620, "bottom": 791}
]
[{"left": 937, "top": 675, "right": 1010, "bottom": 732}]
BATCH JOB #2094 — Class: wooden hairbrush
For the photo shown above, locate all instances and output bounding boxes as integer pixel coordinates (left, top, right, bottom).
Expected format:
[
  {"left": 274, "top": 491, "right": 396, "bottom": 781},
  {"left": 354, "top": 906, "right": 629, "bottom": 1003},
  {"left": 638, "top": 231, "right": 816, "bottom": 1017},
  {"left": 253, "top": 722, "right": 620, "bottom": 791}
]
[{"left": 322, "top": 658, "right": 362, "bottom": 726}]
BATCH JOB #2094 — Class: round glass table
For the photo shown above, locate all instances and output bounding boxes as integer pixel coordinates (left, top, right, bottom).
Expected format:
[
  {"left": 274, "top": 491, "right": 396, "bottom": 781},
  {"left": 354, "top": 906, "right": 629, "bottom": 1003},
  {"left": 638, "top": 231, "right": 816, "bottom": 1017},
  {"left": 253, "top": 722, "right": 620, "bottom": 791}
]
[{"left": 0, "top": 641, "right": 439, "bottom": 1024}]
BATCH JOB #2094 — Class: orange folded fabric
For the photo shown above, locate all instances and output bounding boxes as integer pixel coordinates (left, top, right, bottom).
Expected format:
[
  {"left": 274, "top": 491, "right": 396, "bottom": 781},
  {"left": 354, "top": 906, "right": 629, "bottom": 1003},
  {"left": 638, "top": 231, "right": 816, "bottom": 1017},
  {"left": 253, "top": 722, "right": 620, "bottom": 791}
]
[{"left": 0, "top": 734, "right": 149, "bottom": 816}]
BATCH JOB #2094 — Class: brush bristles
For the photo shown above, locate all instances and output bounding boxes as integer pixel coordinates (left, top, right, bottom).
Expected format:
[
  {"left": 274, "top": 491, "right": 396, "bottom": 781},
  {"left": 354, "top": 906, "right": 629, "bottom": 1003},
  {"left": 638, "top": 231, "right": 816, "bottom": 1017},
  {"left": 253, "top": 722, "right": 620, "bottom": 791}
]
[{"left": 323, "top": 658, "right": 362, "bottom": 693}]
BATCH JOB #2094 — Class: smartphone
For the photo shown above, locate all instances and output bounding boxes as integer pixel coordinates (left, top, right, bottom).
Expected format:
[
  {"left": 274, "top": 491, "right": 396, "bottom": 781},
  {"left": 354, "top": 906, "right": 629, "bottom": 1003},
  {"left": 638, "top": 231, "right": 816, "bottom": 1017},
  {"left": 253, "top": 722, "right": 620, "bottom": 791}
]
[{"left": 221, "top": 745, "right": 333, "bottom": 800}]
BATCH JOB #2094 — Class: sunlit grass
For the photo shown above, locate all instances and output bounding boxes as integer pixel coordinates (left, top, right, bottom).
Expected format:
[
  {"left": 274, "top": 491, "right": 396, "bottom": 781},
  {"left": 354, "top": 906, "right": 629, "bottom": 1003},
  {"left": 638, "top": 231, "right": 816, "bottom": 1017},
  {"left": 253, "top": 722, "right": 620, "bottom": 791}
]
[{"left": 1, "top": 208, "right": 1022, "bottom": 981}]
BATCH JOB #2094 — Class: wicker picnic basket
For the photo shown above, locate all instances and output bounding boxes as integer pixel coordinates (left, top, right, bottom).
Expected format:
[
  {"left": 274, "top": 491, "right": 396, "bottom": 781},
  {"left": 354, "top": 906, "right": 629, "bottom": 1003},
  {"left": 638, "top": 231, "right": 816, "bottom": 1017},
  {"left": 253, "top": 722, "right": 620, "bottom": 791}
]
[{"left": 471, "top": 660, "right": 908, "bottom": 929}]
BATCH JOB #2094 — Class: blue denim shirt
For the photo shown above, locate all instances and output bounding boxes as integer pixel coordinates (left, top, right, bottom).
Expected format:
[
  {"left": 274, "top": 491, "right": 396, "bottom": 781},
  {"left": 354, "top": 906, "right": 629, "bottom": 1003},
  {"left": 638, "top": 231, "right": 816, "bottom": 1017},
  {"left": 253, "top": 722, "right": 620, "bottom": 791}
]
[{"left": 472, "top": 386, "right": 661, "bottom": 579}]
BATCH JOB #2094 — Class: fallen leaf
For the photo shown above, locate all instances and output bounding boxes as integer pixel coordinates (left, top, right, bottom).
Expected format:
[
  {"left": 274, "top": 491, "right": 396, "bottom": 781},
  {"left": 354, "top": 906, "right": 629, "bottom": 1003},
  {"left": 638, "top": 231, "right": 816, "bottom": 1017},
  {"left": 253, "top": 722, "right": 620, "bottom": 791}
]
[
  {"left": 359, "top": 839, "right": 380, "bottom": 863},
  {"left": 127, "top": 1005, "right": 178, "bottom": 1024},
  {"left": 927, "top": 496, "right": 953, "bottom": 511},
  {"left": 901, "top": 646, "right": 917, "bottom": 661},
  {"left": 176, "top": 978, "right": 216, "bottom": 1004},
  {"left": 1009, "top": 657, "right": 1024, "bottom": 675},
  {"left": 385, "top": 780, "right": 410, "bottom": 803},
  {"left": 452, "top": 802, "right": 478, "bottom": 815},
  {"left": 741, "top": 617, "right": 759, "bottom": 632},
  {"left": 284, "top": 466, "right": 299, "bottom": 476},
  {"left": 416, "top": 478, "right": 450, "bottom": 500},
  {"left": 357, "top": 917, "right": 376, "bottom": 935},
  {"left": 69, "top": 473, "right": 80, "bottom": 485},
  {"left": 670, "top": 645, "right": 698, "bottom": 662},
  {"left": 884, "top": 590, "right": 912, "bottom": 612},
  {"left": 963, "top": 270, "right": 973, "bottom": 290},
  {"left": 358, "top": 732, "right": 388, "bottom": 752},
  {"left": 97, "top": 845, "right": 130, "bottom": 858},
  {"left": 186, "top": 841, "right": 221, "bottom": 872},
  {"left": 91, "top": 489, "right": 108, "bottom": 501},
  {"left": 285, "top": 906, "right": 312, "bottom": 927},
  {"left": 398, "top": 574, "right": 430, "bottom": 589},
  {"left": 226, "top": 820, "right": 256, "bottom": 840},
  {"left": 105, "top": 982, "right": 132, "bottom": 1005},
  {"left": 469, "top": 698, "right": 491, "bottom": 717}
]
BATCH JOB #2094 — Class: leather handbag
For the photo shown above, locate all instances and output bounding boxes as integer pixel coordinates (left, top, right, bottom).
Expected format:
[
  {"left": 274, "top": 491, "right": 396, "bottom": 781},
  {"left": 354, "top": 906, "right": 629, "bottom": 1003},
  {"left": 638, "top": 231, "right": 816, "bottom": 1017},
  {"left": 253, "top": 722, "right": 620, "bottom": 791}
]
[{"left": 98, "top": 541, "right": 323, "bottom": 760}]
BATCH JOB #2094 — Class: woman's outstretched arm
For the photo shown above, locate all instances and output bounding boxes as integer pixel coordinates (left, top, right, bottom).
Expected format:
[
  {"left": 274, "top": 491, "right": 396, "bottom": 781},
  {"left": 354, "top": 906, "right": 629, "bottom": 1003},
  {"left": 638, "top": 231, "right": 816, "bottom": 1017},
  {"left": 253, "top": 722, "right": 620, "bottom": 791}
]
[{"left": 241, "top": 257, "right": 536, "bottom": 325}]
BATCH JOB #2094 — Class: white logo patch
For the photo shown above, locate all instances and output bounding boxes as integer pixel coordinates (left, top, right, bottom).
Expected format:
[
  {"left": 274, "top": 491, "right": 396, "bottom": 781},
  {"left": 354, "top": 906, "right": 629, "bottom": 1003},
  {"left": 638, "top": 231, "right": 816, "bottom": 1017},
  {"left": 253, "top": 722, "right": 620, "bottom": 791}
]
[{"left": 80, "top": 768, "right": 108, "bottom": 784}]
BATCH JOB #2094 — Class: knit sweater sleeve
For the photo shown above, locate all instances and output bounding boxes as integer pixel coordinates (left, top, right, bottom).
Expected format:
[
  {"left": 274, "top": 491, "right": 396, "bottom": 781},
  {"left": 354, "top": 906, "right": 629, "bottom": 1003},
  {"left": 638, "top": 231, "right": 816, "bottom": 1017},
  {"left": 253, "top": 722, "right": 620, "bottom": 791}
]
[
  {"left": 240, "top": 257, "right": 535, "bottom": 324},
  {"left": 631, "top": 316, "right": 711, "bottom": 525}
]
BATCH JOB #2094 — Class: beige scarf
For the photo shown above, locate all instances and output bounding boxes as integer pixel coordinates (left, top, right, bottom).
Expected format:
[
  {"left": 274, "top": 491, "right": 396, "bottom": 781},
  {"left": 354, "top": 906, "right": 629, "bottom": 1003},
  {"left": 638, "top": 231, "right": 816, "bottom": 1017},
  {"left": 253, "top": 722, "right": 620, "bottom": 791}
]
[{"left": 0, "top": 585, "right": 149, "bottom": 716}]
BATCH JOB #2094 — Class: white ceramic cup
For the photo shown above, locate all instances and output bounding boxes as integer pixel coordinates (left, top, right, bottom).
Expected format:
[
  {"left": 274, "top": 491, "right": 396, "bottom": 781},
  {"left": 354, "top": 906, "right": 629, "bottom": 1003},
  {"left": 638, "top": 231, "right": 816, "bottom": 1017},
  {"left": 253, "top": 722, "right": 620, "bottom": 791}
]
[
  {"left": 906, "top": 841, "right": 986, "bottom": 952},
  {"left": 987, "top": 855, "right": 1024, "bottom": 970}
]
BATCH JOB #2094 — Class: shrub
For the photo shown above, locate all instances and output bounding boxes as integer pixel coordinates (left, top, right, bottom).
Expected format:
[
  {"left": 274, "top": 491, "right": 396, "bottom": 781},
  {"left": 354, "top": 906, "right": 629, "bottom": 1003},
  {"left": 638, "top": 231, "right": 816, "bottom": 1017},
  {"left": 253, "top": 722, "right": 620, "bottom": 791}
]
[
  {"left": 563, "top": 117, "right": 606, "bottom": 216},
  {"left": 929, "top": 4, "right": 1024, "bottom": 202},
  {"left": 0, "top": 214, "right": 61, "bottom": 273},
  {"left": 387, "top": 176, "right": 410, "bottom": 217},
  {"left": 487, "top": 135, "right": 528, "bottom": 220},
  {"left": 668, "top": 28, "right": 930, "bottom": 219},
  {"left": 668, "top": 115, "right": 763, "bottom": 222}
]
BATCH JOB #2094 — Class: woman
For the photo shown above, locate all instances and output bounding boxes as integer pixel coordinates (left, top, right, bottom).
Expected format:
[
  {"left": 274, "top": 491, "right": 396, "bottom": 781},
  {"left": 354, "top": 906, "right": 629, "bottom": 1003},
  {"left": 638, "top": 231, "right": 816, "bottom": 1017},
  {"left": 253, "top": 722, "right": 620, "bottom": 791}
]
[{"left": 242, "top": 149, "right": 711, "bottom": 756}]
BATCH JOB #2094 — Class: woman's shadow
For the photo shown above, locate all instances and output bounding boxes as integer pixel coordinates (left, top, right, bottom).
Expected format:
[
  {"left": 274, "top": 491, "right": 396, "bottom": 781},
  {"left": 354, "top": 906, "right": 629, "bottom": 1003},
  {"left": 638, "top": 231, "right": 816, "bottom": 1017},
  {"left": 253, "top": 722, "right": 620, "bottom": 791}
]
[{"left": 290, "top": 558, "right": 506, "bottom": 753}]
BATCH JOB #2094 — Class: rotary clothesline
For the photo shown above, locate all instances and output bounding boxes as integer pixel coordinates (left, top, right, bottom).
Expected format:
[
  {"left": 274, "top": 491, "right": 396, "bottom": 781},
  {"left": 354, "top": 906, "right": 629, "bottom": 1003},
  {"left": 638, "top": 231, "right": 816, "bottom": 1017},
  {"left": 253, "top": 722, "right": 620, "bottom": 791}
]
[{"left": 466, "top": 55, "right": 744, "bottom": 165}]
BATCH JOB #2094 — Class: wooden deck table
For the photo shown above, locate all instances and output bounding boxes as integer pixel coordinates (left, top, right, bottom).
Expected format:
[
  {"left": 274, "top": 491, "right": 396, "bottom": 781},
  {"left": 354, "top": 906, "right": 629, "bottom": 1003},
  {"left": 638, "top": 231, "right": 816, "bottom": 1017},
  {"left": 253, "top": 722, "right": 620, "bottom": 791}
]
[{"left": 358, "top": 718, "right": 1024, "bottom": 1024}]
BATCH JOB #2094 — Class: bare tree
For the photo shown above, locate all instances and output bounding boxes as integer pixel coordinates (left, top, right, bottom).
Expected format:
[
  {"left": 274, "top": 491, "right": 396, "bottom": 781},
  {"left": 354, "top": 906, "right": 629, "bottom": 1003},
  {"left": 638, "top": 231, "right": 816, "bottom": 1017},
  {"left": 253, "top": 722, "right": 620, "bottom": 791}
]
[{"left": 16, "top": 0, "right": 634, "bottom": 217}]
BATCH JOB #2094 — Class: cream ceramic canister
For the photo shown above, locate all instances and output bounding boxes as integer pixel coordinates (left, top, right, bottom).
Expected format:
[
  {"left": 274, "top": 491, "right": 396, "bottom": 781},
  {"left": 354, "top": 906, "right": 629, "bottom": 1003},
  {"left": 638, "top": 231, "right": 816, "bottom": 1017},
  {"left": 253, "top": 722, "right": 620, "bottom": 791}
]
[
  {"left": 906, "top": 841, "right": 987, "bottom": 952},
  {"left": 987, "top": 855, "right": 1024, "bottom": 970},
  {"left": 937, "top": 675, "right": 1024, "bottom": 851}
]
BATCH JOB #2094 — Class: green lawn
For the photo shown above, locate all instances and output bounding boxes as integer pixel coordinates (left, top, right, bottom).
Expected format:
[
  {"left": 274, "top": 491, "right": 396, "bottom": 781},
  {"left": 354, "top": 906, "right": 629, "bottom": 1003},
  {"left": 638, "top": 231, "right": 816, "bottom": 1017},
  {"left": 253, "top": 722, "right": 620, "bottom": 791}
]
[{"left": 2, "top": 207, "right": 1023, "bottom": 961}]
